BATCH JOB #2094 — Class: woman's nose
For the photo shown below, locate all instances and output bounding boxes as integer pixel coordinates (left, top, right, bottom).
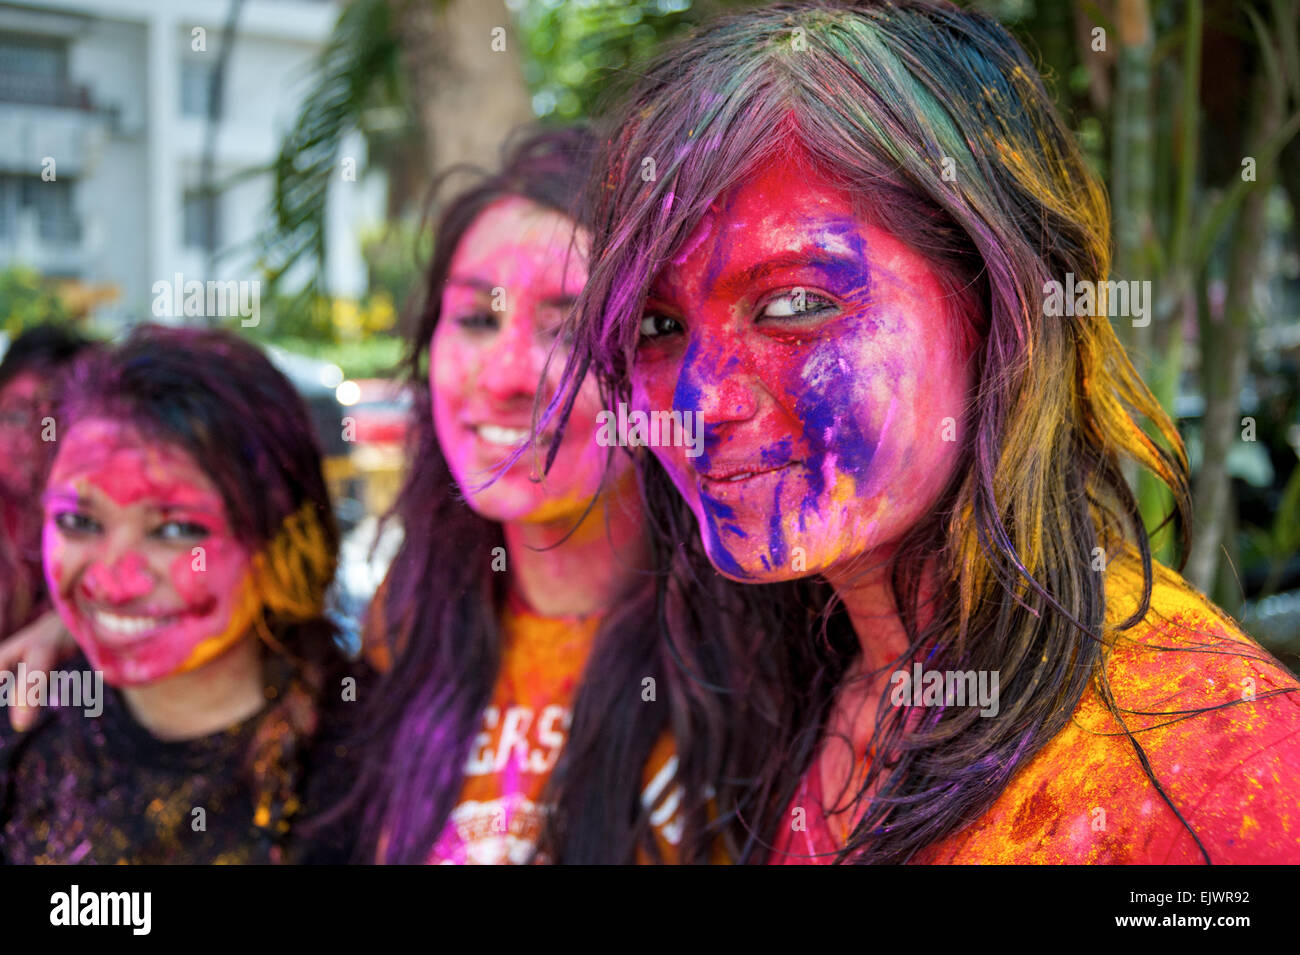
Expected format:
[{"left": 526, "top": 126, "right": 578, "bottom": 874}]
[
  {"left": 81, "top": 550, "right": 155, "bottom": 605},
  {"left": 478, "top": 308, "right": 545, "bottom": 402},
  {"left": 673, "top": 334, "right": 758, "bottom": 424}
]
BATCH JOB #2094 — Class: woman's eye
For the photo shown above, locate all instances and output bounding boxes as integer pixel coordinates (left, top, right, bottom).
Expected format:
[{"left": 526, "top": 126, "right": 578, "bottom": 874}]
[
  {"left": 541, "top": 323, "right": 576, "bottom": 346},
  {"left": 639, "top": 312, "right": 682, "bottom": 339},
  {"left": 454, "top": 312, "right": 498, "bottom": 331},
  {"left": 53, "top": 511, "right": 100, "bottom": 535},
  {"left": 152, "top": 521, "right": 210, "bottom": 542},
  {"left": 759, "top": 290, "right": 836, "bottom": 320}
]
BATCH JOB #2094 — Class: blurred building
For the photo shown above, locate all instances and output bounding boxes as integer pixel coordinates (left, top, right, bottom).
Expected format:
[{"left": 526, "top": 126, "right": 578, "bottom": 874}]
[{"left": 0, "top": 0, "right": 384, "bottom": 325}]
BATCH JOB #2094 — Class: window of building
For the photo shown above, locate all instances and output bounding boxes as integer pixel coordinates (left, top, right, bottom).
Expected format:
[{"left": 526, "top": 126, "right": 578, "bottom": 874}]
[
  {"left": 0, "top": 174, "right": 80, "bottom": 244},
  {"left": 182, "top": 188, "right": 221, "bottom": 251},
  {"left": 0, "top": 35, "right": 67, "bottom": 79},
  {"left": 179, "top": 59, "right": 217, "bottom": 118},
  {"left": 0, "top": 34, "right": 76, "bottom": 107}
]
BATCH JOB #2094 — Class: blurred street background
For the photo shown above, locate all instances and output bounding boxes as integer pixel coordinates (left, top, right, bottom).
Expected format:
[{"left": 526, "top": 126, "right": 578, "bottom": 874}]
[{"left": 0, "top": 0, "right": 1297, "bottom": 667}]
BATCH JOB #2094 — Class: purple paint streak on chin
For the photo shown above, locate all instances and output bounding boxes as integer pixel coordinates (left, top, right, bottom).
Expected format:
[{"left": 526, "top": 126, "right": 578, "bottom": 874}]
[
  {"left": 767, "top": 472, "right": 788, "bottom": 569},
  {"left": 700, "top": 496, "right": 752, "bottom": 579}
]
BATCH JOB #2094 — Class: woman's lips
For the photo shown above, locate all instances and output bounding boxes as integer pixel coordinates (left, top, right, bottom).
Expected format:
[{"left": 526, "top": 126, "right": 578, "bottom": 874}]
[
  {"left": 473, "top": 423, "right": 529, "bottom": 447},
  {"left": 76, "top": 604, "right": 194, "bottom": 648},
  {"left": 697, "top": 459, "right": 802, "bottom": 494},
  {"left": 465, "top": 422, "right": 554, "bottom": 450}
]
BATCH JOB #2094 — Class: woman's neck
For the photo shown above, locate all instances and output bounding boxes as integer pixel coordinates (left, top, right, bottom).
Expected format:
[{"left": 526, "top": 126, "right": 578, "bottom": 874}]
[
  {"left": 825, "top": 549, "right": 914, "bottom": 677},
  {"left": 120, "top": 636, "right": 267, "bottom": 741},
  {"left": 821, "top": 549, "right": 943, "bottom": 760},
  {"left": 503, "top": 472, "right": 649, "bottom": 618}
]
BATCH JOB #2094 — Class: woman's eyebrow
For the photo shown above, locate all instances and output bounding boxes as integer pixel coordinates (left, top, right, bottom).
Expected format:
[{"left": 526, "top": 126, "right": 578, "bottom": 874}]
[
  {"left": 42, "top": 490, "right": 86, "bottom": 508},
  {"left": 444, "top": 275, "right": 496, "bottom": 292},
  {"left": 715, "top": 251, "right": 866, "bottom": 296},
  {"left": 155, "top": 504, "right": 220, "bottom": 518}
]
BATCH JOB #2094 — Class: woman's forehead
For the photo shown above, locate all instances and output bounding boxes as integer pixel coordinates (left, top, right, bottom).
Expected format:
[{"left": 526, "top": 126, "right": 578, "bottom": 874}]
[
  {"left": 654, "top": 156, "right": 868, "bottom": 290},
  {"left": 50, "top": 419, "right": 222, "bottom": 508}
]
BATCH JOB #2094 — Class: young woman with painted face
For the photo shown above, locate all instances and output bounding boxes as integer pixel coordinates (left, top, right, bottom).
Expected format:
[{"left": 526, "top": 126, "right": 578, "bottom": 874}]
[
  {"left": 0, "top": 326, "right": 356, "bottom": 864},
  {"left": 0, "top": 325, "right": 95, "bottom": 642},
  {"left": 548, "top": 0, "right": 1300, "bottom": 863},
  {"left": 339, "top": 126, "right": 825, "bottom": 864}
]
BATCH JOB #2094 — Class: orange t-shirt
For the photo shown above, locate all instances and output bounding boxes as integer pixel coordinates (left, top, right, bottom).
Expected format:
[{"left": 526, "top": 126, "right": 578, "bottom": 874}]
[
  {"left": 772, "top": 553, "right": 1300, "bottom": 864},
  {"left": 425, "top": 596, "right": 685, "bottom": 864}
]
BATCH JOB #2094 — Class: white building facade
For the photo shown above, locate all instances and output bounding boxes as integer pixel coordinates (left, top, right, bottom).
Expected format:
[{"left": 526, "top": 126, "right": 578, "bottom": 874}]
[{"left": 0, "top": 0, "right": 383, "bottom": 326}]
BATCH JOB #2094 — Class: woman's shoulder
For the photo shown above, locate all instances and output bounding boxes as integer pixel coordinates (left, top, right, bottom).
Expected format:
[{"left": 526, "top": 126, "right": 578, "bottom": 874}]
[
  {"left": 922, "top": 553, "right": 1300, "bottom": 864},
  {"left": 1099, "top": 551, "right": 1297, "bottom": 705}
]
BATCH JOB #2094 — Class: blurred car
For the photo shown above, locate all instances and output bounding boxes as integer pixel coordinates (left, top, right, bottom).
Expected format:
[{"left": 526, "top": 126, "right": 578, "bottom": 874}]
[
  {"left": 337, "top": 378, "right": 413, "bottom": 448},
  {"left": 262, "top": 345, "right": 364, "bottom": 530},
  {"left": 335, "top": 377, "right": 412, "bottom": 521}
]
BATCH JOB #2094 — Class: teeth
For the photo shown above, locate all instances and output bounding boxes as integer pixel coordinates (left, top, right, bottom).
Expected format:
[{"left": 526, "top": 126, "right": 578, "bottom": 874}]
[
  {"left": 476, "top": 425, "right": 529, "bottom": 446},
  {"left": 94, "top": 611, "right": 166, "bottom": 636},
  {"left": 724, "top": 473, "right": 752, "bottom": 482}
]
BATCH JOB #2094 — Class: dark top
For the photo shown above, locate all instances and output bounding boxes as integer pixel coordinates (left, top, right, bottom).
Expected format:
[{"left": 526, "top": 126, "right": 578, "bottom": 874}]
[{"left": 0, "top": 651, "right": 367, "bottom": 865}]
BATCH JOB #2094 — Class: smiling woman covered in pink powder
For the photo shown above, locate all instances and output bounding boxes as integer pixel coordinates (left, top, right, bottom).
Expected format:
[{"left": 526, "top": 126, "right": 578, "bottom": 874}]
[
  {"left": 543, "top": 0, "right": 1300, "bottom": 863},
  {"left": 0, "top": 326, "right": 357, "bottom": 864}
]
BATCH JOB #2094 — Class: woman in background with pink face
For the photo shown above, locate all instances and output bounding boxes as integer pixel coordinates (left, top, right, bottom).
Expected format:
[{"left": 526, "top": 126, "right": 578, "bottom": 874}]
[
  {"left": 431, "top": 196, "right": 613, "bottom": 532},
  {"left": 0, "top": 324, "right": 94, "bottom": 645},
  {"left": 1, "top": 326, "right": 356, "bottom": 864},
  {"left": 345, "top": 127, "right": 698, "bottom": 865}
]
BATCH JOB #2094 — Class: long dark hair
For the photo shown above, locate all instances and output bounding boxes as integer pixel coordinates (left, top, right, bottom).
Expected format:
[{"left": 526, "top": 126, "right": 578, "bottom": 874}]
[
  {"left": 343, "top": 124, "right": 844, "bottom": 864},
  {"left": 56, "top": 324, "right": 341, "bottom": 846},
  {"left": 545, "top": 0, "right": 1207, "bottom": 863}
]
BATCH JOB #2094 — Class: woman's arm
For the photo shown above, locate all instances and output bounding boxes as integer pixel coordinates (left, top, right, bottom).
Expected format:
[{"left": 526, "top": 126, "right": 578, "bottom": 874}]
[{"left": 0, "top": 610, "right": 76, "bottom": 731}]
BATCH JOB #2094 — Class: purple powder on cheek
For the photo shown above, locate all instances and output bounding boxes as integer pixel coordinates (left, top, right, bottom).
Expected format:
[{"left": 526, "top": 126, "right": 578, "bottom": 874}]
[
  {"left": 793, "top": 336, "right": 880, "bottom": 518},
  {"left": 672, "top": 335, "right": 746, "bottom": 474}
]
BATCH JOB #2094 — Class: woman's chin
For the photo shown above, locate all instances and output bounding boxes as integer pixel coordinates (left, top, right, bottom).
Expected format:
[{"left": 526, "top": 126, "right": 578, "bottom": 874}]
[
  {"left": 702, "top": 540, "right": 800, "bottom": 584},
  {"left": 95, "top": 656, "right": 180, "bottom": 688},
  {"left": 465, "top": 487, "right": 560, "bottom": 525},
  {"left": 75, "top": 635, "right": 191, "bottom": 687}
]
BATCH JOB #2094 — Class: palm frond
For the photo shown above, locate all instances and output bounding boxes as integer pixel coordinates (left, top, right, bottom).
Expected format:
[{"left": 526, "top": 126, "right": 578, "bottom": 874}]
[{"left": 248, "top": 0, "right": 405, "bottom": 308}]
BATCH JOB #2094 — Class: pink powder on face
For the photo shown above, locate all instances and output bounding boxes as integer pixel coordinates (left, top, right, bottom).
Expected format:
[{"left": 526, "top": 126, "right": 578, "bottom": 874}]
[
  {"left": 429, "top": 196, "right": 631, "bottom": 527},
  {"left": 42, "top": 419, "right": 254, "bottom": 685},
  {"left": 632, "top": 152, "right": 978, "bottom": 583}
]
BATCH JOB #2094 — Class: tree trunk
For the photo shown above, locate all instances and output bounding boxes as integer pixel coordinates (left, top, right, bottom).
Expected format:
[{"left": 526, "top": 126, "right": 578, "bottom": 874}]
[
  {"left": 1187, "top": 69, "right": 1280, "bottom": 592},
  {"left": 391, "top": 0, "right": 533, "bottom": 179}
]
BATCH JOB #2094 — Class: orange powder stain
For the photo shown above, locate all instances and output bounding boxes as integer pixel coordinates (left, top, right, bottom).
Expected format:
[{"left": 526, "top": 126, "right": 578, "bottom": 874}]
[
  {"left": 773, "top": 549, "right": 1300, "bottom": 864},
  {"left": 914, "top": 552, "right": 1300, "bottom": 864}
]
